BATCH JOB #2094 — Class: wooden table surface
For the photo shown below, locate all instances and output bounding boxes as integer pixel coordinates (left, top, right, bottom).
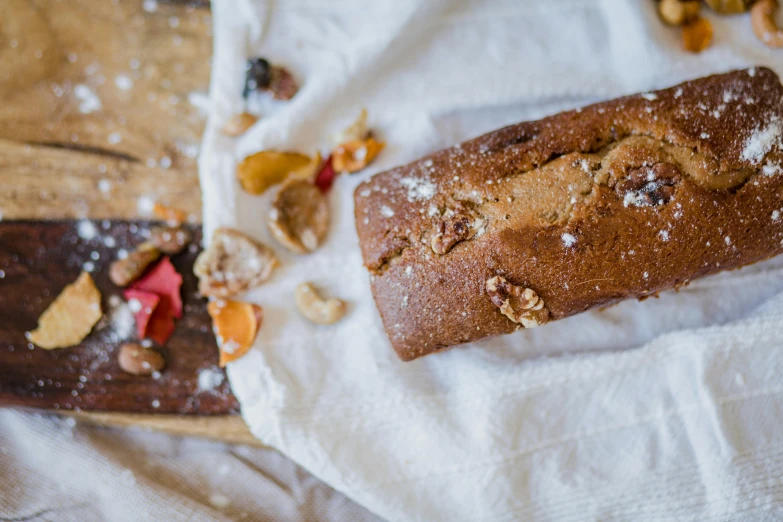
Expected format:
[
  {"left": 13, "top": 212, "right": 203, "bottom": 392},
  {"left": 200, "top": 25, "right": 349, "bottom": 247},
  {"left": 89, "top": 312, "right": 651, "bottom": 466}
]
[{"left": 0, "top": 0, "right": 259, "bottom": 445}]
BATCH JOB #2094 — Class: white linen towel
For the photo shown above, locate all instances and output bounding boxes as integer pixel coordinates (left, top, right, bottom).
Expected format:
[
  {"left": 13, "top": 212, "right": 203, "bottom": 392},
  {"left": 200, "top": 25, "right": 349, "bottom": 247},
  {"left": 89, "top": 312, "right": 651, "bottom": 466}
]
[{"left": 200, "top": 1, "right": 783, "bottom": 520}]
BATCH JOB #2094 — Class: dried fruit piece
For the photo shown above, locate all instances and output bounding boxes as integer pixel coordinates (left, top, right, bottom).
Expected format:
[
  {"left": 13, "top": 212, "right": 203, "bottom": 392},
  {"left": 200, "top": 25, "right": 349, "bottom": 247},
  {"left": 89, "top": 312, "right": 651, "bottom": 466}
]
[
  {"left": 704, "top": 0, "right": 752, "bottom": 14},
  {"left": 237, "top": 150, "right": 312, "bottom": 195},
  {"left": 751, "top": 0, "right": 783, "bottom": 48},
  {"left": 314, "top": 155, "right": 336, "bottom": 193},
  {"left": 288, "top": 152, "right": 323, "bottom": 183},
  {"left": 333, "top": 109, "right": 368, "bottom": 144},
  {"left": 109, "top": 245, "right": 160, "bottom": 287},
  {"left": 332, "top": 138, "right": 384, "bottom": 174},
  {"left": 118, "top": 342, "right": 166, "bottom": 376},
  {"left": 294, "top": 283, "right": 346, "bottom": 325},
  {"left": 194, "top": 228, "right": 278, "bottom": 298},
  {"left": 243, "top": 57, "right": 272, "bottom": 98},
  {"left": 28, "top": 272, "right": 102, "bottom": 349},
  {"left": 658, "top": 0, "right": 700, "bottom": 26},
  {"left": 150, "top": 225, "right": 191, "bottom": 255},
  {"left": 268, "top": 179, "right": 329, "bottom": 254},
  {"left": 485, "top": 275, "right": 549, "bottom": 328},
  {"left": 268, "top": 66, "right": 299, "bottom": 100},
  {"left": 131, "top": 257, "right": 183, "bottom": 319},
  {"left": 222, "top": 112, "right": 258, "bottom": 137},
  {"left": 207, "top": 300, "right": 263, "bottom": 367},
  {"left": 122, "top": 289, "right": 160, "bottom": 340},
  {"left": 682, "top": 17, "right": 713, "bottom": 53},
  {"left": 153, "top": 203, "right": 188, "bottom": 224}
]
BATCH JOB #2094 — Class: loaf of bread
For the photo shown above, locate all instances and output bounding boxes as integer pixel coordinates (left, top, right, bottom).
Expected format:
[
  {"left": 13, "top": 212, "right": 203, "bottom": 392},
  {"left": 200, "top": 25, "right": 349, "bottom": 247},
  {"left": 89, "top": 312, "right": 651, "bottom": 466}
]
[{"left": 354, "top": 68, "right": 783, "bottom": 361}]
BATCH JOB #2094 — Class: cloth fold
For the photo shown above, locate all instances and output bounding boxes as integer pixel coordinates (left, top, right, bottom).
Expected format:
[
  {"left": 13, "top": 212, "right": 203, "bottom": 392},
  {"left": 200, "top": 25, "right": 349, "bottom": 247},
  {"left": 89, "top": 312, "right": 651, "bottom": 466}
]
[{"left": 200, "top": 1, "right": 783, "bottom": 520}]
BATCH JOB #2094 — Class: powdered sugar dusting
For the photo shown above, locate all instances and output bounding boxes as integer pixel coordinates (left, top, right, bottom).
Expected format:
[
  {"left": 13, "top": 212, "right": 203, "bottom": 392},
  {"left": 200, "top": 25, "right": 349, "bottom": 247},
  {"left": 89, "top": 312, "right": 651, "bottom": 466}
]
[
  {"left": 561, "top": 233, "right": 576, "bottom": 247},
  {"left": 77, "top": 220, "right": 98, "bottom": 240},
  {"left": 400, "top": 177, "right": 436, "bottom": 201},
  {"left": 741, "top": 117, "right": 781, "bottom": 164},
  {"left": 197, "top": 366, "right": 225, "bottom": 392}
]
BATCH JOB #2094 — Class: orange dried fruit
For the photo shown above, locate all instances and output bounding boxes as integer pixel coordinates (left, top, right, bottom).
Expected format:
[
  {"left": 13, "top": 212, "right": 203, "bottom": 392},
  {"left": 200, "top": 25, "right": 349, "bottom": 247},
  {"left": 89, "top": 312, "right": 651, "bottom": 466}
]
[
  {"left": 221, "top": 112, "right": 258, "bottom": 137},
  {"left": 207, "top": 300, "right": 263, "bottom": 367},
  {"left": 333, "top": 108, "right": 368, "bottom": 144},
  {"left": 682, "top": 16, "right": 713, "bottom": 53},
  {"left": 332, "top": 138, "right": 384, "bottom": 174},
  {"left": 28, "top": 271, "right": 102, "bottom": 349},
  {"left": 153, "top": 203, "right": 188, "bottom": 224},
  {"left": 236, "top": 150, "right": 312, "bottom": 195},
  {"left": 287, "top": 151, "right": 323, "bottom": 183}
]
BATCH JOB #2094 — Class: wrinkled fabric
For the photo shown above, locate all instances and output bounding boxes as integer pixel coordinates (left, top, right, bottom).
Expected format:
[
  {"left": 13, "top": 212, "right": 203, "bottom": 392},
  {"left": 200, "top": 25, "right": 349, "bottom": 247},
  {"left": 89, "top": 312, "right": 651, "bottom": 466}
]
[
  {"left": 0, "top": 410, "right": 380, "bottom": 521},
  {"left": 200, "top": 1, "right": 783, "bottom": 521}
]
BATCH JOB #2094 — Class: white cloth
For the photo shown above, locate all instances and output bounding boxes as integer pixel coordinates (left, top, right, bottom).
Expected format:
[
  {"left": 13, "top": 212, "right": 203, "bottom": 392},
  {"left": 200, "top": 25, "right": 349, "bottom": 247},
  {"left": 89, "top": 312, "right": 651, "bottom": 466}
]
[
  {"left": 201, "top": 1, "right": 783, "bottom": 520},
  {"left": 0, "top": 410, "right": 379, "bottom": 521}
]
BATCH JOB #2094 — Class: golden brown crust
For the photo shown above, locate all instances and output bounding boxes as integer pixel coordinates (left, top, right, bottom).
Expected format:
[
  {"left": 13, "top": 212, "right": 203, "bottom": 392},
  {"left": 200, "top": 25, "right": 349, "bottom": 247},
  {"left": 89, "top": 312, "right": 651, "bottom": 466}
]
[{"left": 354, "top": 67, "right": 783, "bottom": 361}]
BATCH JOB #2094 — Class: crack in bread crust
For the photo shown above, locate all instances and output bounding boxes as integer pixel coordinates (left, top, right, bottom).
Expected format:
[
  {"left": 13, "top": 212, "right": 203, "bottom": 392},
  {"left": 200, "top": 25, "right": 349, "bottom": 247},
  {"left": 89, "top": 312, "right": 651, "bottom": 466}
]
[{"left": 354, "top": 68, "right": 783, "bottom": 360}]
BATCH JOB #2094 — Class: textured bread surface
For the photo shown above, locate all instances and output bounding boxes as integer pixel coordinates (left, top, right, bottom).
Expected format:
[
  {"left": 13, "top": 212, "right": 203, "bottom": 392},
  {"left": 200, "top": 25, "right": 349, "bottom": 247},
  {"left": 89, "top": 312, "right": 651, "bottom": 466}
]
[{"left": 354, "top": 68, "right": 783, "bottom": 361}]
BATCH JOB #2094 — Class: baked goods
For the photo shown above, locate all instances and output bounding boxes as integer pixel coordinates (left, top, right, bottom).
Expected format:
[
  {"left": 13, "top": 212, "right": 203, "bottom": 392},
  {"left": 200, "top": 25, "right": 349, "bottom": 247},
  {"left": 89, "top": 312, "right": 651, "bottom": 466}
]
[{"left": 354, "top": 67, "right": 783, "bottom": 361}]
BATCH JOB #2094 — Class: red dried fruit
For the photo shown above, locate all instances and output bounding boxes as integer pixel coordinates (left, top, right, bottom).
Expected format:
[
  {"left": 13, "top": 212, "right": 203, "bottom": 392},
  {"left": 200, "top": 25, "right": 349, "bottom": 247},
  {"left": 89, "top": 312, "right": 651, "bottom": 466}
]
[
  {"left": 122, "top": 289, "right": 160, "bottom": 340},
  {"left": 130, "top": 257, "right": 183, "bottom": 319},
  {"left": 314, "top": 155, "right": 336, "bottom": 193}
]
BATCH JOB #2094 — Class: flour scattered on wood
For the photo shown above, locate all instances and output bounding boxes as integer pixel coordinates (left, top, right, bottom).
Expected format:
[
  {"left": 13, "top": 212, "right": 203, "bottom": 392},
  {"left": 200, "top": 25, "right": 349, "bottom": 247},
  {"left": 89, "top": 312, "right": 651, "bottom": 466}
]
[
  {"left": 74, "top": 84, "right": 102, "bottom": 114},
  {"left": 197, "top": 366, "right": 225, "bottom": 392}
]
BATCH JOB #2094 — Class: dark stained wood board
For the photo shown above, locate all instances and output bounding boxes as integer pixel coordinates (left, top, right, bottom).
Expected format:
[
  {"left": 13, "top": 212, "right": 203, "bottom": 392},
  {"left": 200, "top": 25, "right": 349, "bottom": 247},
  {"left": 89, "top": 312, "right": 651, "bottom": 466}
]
[{"left": 0, "top": 220, "right": 239, "bottom": 415}]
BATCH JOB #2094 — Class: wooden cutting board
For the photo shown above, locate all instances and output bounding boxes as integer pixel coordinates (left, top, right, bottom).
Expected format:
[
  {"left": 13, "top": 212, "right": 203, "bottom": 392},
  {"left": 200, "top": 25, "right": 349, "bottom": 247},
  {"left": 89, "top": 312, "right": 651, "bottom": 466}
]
[{"left": 0, "top": 0, "right": 259, "bottom": 445}]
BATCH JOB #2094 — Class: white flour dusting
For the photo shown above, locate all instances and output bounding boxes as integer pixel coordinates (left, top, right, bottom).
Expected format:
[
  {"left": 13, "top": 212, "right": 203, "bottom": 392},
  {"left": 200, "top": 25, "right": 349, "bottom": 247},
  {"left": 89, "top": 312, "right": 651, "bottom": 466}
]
[
  {"left": 400, "top": 177, "right": 436, "bottom": 201},
  {"left": 73, "top": 84, "right": 102, "bottom": 114},
  {"left": 77, "top": 219, "right": 98, "bottom": 240},
  {"left": 197, "top": 366, "right": 225, "bottom": 392},
  {"left": 741, "top": 117, "right": 781, "bottom": 164}
]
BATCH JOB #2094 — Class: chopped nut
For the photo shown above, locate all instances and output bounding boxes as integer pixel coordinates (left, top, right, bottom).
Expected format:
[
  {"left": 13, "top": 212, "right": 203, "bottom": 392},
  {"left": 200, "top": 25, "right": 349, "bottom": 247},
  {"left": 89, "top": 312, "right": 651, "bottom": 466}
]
[
  {"left": 333, "top": 109, "right": 368, "bottom": 144},
  {"left": 704, "top": 0, "right": 752, "bottom": 14},
  {"left": 118, "top": 342, "right": 166, "bottom": 375},
  {"left": 294, "top": 283, "right": 346, "bottom": 325},
  {"left": 207, "top": 300, "right": 263, "bottom": 367},
  {"left": 332, "top": 138, "right": 384, "bottom": 174},
  {"left": 268, "top": 66, "right": 299, "bottom": 101},
  {"left": 682, "top": 17, "right": 713, "bottom": 53},
  {"left": 221, "top": 112, "right": 258, "bottom": 137},
  {"left": 658, "top": 0, "right": 700, "bottom": 26},
  {"left": 153, "top": 203, "right": 188, "bottom": 224},
  {"left": 236, "top": 150, "right": 312, "bottom": 195},
  {"left": 28, "top": 272, "right": 102, "bottom": 349},
  {"left": 431, "top": 208, "right": 484, "bottom": 255},
  {"left": 485, "top": 275, "right": 549, "bottom": 328},
  {"left": 149, "top": 225, "right": 191, "bottom": 255},
  {"left": 615, "top": 162, "right": 681, "bottom": 207},
  {"left": 751, "top": 0, "right": 783, "bottom": 48},
  {"left": 194, "top": 228, "right": 278, "bottom": 298},
  {"left": 109, "top": 245, "right": 160, "bottom": 287},
  {"left": 268, "top": 179, "right": 329, "bottom": 254}
]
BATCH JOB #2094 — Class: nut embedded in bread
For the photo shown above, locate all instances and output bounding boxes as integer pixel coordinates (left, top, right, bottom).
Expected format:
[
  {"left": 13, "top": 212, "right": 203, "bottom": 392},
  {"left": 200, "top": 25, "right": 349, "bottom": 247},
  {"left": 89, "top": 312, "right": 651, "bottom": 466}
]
[{"left": 355, "top": 67, "right": 783, "bottom": 361}]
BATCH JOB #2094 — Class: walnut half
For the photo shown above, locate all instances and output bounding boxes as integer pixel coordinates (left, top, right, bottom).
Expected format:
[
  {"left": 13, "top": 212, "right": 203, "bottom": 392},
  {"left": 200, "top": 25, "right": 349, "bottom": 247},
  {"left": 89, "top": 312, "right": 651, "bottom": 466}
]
[
  {"left": 485, "top": 275, "right": 549, "bottom": 328},
  {"left": 431, "top": 209, "right": 485, "bottom": 255}
]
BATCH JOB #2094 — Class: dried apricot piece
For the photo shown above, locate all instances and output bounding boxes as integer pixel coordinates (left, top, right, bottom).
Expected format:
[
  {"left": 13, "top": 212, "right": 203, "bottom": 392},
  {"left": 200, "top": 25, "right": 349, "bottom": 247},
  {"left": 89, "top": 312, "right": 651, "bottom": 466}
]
[
  {"left": 153, "top": 203, "right": 188, "bottom": 224},
  {"left": 332, "top": 138, "right": 384, "bottom": 174},
  {"left": 28, "top": 272, "right": 102, "bottom": 349},
  {"left": 237, "top": 150, "right": 312, "bottom": 195},
  {"left": 682, "top": 17, "right": 713, "bottom": 53},
  {"left": 207, "top": 300, "right": 263, "bottom": 367}
]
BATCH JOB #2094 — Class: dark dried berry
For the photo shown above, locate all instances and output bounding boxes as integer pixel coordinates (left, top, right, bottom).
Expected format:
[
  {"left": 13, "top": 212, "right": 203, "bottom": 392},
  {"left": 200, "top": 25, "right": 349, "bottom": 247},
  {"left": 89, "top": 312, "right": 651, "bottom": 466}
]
[{"left": 243, "top": 57, "right": 272, "bottom": 98}]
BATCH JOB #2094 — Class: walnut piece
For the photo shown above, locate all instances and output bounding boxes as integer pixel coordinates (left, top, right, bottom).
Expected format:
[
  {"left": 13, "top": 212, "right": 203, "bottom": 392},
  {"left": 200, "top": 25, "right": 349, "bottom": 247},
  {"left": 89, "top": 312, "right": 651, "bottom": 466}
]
[
  {"left": 615, "top": 162, "right": 681, "bottom": 208},
  {"left": 268, "top": 179, "right": 329, "bottom": 254},
  {"left": 194, "top": 228, "right": 278, "bottom": 298},
  {"left": 431, "top": 209, "right": 484, "bottom": 255},
  {"left": 485, "top": 275, "right": 549, "bottom": 328},
  {"left": 294, "top": 283, "right": 346, "bottom": 325}
]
